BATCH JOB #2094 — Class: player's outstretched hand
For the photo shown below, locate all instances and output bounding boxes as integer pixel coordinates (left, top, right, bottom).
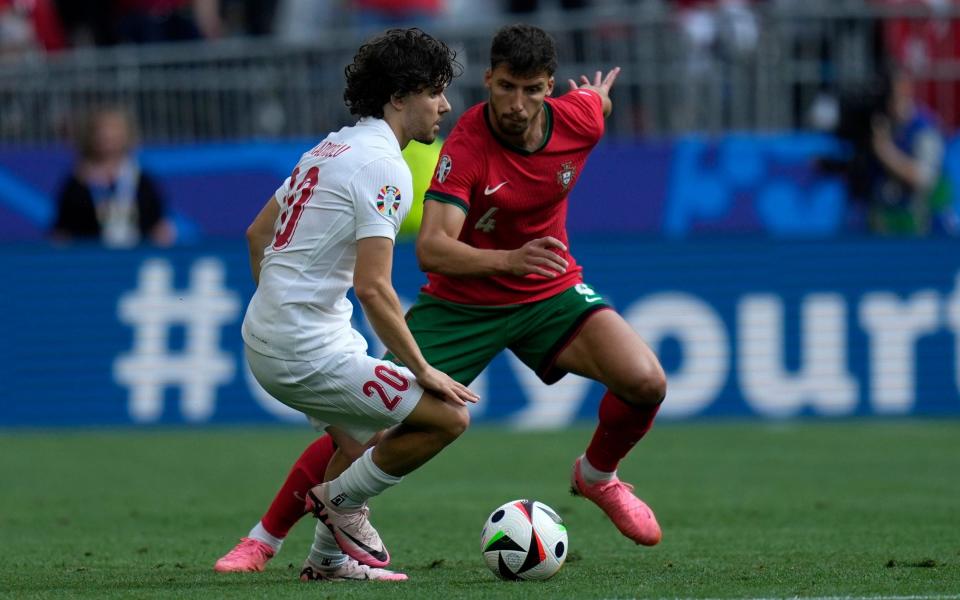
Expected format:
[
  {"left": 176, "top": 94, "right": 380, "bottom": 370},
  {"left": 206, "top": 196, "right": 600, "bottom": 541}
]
[
  {"left": 417, "top": 366, "right": 479, "bottom": 406},
  {"left": 567, "top": 66, "right": 620, "bottom": 95},
  {"left": 509, "top": 236, "right": 569, "bottom": 278}
]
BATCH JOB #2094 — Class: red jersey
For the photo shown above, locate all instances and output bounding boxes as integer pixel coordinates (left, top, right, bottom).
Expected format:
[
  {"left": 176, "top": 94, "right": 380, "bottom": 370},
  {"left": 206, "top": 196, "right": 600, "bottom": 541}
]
[{"left": 422, "top": 89, "right": 605, "bottom": 305}]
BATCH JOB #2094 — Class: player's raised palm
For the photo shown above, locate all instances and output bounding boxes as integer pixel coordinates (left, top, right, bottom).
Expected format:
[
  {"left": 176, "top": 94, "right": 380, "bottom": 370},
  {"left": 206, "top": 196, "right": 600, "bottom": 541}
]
[
  {"left": 567, "top": 67, "right": 620, "bottom": 95},
  {"left": 568, "top": 67, "right": 620, "bottom": 117}
]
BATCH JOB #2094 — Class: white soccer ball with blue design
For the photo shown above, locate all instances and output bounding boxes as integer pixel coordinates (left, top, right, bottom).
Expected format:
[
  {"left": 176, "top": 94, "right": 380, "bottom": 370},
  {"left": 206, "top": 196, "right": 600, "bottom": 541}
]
[{"left": 480, "top": 499, "right": 568, "bottom": 581}]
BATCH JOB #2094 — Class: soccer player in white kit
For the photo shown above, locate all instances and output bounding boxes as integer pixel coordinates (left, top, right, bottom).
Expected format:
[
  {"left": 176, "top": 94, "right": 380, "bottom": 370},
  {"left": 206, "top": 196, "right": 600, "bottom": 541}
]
[{"left": 240, "top": 28, "right": 476, "bottom": 582}]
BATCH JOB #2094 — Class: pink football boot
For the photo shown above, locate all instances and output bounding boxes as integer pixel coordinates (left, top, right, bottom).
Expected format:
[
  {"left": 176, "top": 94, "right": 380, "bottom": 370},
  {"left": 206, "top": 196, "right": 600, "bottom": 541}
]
[
  {"left": 570, "top": 457, "right": 662, "bottom": 546},
  {"left": 214, "top": 537, "right": 275, "bottom": 572}
]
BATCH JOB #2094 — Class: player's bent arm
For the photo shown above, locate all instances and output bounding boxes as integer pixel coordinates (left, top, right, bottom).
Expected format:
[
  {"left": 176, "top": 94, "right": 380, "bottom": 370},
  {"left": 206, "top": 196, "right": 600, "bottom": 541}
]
[
  {"left": 246, "top": 196, "right": 279, "bottom": 286},
  {"left": 354, "top": 236, "right": 432, "bottom": 376},
  {"left": 357, "top": 235, "right": 480, "bottom": 407},
  {"left": 416, "top": 200, "right": 512, "bottom": 276},
  {"left": 418, "top": 200, "right": 569, "bottom": 278}
]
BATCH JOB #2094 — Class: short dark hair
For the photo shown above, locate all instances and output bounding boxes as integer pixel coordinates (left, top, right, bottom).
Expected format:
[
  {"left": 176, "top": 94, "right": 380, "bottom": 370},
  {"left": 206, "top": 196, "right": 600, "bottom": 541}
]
[
  {"left": 490, "top": 24, "right": 557, "bottom": 77},
  {"left": 344, "top": 28, "right": 461, "bottom": 119}
]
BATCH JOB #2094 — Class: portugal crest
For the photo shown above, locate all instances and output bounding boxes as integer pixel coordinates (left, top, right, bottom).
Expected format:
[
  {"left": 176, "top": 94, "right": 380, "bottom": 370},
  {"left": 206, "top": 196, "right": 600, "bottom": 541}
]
[{"left": 556, "top": 161, "right": 575, "bottom": 190}]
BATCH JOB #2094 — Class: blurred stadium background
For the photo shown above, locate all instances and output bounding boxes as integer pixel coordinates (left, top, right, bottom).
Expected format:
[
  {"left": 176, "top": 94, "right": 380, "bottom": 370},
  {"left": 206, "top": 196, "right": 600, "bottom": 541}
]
[
  {"left": 2, "top": 0, "right": 959, "bottom": 427},
  {"left": 2, "top": 1, "right": 960, "bottom": 597}
]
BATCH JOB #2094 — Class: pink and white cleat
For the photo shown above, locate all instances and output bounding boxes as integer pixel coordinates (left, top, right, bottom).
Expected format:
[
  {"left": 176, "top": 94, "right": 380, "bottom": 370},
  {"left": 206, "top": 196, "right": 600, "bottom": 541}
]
[
  {"left": 570, "top": 457, "right": 662, "bottom": 546},
  {"left": 305, "top": 482, "right": 390, "bottom": 568},
  {"left": 299, "top": 557, "right": 408, "bottom": 582},
  {"left": 213, "top": 537, "right": 275, "bottom": 572}
]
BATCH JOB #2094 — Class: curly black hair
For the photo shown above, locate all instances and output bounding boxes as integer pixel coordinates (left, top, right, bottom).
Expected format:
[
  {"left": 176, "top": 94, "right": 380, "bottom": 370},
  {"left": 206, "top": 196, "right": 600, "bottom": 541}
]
[
  {"left": 490, "top": 24, "right": 557, "bottom": 78},
  {"left": 344, "top": 28, "right": 461, "bottom": 119}
]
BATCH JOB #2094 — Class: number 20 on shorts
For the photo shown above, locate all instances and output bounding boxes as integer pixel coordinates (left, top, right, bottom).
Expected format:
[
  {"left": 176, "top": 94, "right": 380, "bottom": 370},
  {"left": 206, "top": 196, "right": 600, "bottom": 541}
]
[{"left": 362, "top": 365, "right": 410, "bottom": 411}]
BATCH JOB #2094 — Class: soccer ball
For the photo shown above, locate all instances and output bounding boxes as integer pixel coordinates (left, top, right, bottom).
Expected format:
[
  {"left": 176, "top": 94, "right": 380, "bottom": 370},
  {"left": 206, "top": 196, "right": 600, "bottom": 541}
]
[{"left": 480, "top": 499, "right": 568, "bottom": 581}]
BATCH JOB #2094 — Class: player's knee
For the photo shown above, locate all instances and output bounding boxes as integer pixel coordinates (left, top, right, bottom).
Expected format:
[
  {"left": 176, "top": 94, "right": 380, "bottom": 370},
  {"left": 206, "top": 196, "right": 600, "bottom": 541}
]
[
  {"left": 447, "top": 405, "right": 471, "bottom": 440},
  {"left": 435, "top": 404, "right": 470, "bottom": 444},
  {"left": 648, "top": 370, "right": 668, "bottom": 405},
  {"left": 620, "top": 363, "right": 667, "bottom": 407}
]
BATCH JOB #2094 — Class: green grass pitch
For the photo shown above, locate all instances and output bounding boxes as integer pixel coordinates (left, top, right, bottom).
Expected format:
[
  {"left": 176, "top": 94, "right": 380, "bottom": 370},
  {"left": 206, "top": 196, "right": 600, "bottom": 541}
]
[{"left": 1, "top": 421, "right": 958, "bottom": 599}]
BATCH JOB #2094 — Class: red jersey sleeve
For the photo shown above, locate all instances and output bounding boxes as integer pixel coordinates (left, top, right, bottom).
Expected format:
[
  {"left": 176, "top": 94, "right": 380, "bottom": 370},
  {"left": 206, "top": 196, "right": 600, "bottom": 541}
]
[
  {"left": 553, "top": 88, "right": 605, "bottom": 143},
  {"left": 424, "top": 119, "right": 483, "bottom": 214}
]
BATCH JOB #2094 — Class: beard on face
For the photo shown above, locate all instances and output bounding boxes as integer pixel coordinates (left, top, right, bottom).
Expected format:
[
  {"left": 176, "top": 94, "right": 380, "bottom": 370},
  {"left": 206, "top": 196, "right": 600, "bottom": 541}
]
[{"left": 498, "top": 113, "right": 528, "bottom": 135}]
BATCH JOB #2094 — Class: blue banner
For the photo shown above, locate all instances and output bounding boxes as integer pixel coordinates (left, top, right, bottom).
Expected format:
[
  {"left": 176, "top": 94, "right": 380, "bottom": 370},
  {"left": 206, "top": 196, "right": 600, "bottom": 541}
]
[{"left": 2, "top": 238, "right": 958, "bottom": 428}]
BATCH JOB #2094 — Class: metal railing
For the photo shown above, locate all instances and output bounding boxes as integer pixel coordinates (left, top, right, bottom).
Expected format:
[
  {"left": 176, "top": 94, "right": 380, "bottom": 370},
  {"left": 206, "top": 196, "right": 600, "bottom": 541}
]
[{"left": 1, "top": 1, "right": 958, "bottom": 143}]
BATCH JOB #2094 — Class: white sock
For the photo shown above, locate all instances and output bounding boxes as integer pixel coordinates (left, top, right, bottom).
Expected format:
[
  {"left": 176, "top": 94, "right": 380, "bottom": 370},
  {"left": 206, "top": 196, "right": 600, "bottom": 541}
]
[
  {"left": 579, "top": 455, "right": 616, "bottom": 485},
  {"left": 248, "top": 521, "right": 284, "bottom": 552},
  {"left": 326, "top": 448, "right": 402, "bottom": 509},
  {"left": 308, "top": 522, "right": 347, "bottom": 569}
]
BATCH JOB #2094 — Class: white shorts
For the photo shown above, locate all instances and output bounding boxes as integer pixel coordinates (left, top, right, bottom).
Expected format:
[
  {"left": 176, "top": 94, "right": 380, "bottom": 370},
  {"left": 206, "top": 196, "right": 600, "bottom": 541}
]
[{"left": 244, "top": 344, "right": 424, "bottom": 443}]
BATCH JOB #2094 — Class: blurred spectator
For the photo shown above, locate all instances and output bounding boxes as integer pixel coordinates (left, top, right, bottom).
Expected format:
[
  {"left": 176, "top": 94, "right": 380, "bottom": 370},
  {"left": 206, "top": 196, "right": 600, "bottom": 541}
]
[
  {"left": 53, "top": 0, "right": 118, "bottom": 46},
  {"left": 222, "top": 0, "right": 278, "bottom": 36},
  {"left": 867, "top": 68, "right": 947, "bottom": 235},
  {"left": 273, "top": 0, "right": 341, "bottom": 42},
  {"left": 877, "top": 0, "right": 960, "bottom": 132},
  {"left": 115, "top": 0, "right": 223, "bottom": 44},
  {"left": 501, "top": 0, "right": 592, "bottom": 67},
  {"left": 51, "top": 106, "right": 175, "bottom": 247},
  {"left": 0, "top": 0, "right": 65, "bottom": 58},
  {"left": 675, "top": 0, "right": 759, "bottom": 63},
  {"left": 348, "top": 0, "right": 444, "bottom": 28},
  {"left": 672, "top": 0, "right": 759, "bottom": 130},
  {"left": 504, "top": 0, "right": 589, "bottom": 13},
  {"left": 784, "top": 0, "right": 887, "bottom": 133}
]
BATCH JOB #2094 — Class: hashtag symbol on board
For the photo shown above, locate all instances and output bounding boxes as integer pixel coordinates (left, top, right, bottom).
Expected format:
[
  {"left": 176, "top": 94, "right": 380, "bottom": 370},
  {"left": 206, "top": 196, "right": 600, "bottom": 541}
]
[{"left": 113, "top": 258, "right": 241, "bottom": 423}]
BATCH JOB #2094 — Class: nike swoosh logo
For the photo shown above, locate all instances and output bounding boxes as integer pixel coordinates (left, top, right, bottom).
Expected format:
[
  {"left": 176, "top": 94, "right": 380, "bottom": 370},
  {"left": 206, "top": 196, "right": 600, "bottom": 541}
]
[
  {"left": 484, "top": 181, "right": 508, "bottom": 195},
  {"left": 338, "top": 528, "right": 389, "bottom": 563},
  {"left": 585, "top": 297, "right": 604, "bottom": 303}
]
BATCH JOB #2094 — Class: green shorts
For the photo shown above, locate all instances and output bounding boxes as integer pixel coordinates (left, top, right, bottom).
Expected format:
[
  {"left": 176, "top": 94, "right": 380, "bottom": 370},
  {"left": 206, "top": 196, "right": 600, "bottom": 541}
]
[{"left": 386, "top": 283, "right": 612, "bottom": 385}]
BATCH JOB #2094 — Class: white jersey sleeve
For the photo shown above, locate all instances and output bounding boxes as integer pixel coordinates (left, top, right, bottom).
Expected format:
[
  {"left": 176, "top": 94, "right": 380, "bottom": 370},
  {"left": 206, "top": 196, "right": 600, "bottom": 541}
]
[{"left": 350, "top": 157, "right": 414, "bottom": 241}]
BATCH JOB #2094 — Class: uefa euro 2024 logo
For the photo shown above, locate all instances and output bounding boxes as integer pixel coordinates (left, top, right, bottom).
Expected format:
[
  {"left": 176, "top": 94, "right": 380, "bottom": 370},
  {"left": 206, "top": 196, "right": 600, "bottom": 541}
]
[{"left": 376, "top": 185, "right": 401, "bottom": 216}]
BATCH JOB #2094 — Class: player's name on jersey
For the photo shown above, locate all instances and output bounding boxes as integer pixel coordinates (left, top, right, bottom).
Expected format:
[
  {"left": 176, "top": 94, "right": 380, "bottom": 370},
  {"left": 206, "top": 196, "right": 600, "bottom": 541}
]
[{"left": 309, "top": 141, "right": 352, "bottom": 159}]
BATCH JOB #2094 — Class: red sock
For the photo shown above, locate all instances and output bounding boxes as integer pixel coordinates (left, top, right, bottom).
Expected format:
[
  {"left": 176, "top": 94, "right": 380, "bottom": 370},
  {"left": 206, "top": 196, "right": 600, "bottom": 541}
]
[
  {"left": 260, "top": 434, "right": 335, "bottom": 539},
  {"left": 584, "top": 391, "right": 660, "bottom": 473}
]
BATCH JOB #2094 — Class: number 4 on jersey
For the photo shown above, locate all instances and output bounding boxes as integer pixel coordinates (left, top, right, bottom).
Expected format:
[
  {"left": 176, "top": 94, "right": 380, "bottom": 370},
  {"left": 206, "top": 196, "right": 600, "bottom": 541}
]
[{"left": 475, "top": 207, "right": 498, "bottom": 233}]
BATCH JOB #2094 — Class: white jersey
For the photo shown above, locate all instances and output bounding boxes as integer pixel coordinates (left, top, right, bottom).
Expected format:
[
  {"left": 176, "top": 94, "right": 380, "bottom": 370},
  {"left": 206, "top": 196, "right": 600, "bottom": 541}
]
[{"left": 242, "top": 117, "right": 413, "bottom": 360}]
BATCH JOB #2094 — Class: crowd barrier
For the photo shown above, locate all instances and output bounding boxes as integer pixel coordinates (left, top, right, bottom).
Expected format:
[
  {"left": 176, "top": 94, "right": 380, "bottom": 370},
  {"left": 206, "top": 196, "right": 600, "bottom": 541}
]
[
  {"left": 2, "top": 238, "right": 958, "bottom": 428},
  {"left": 3, "top": 3, "right": 960, "bottom": 140}
]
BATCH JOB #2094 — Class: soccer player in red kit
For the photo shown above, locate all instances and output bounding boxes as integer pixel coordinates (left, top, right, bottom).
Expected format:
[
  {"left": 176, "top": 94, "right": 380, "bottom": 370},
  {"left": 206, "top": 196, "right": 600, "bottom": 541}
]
[{"left": 215, "top": 24, "right": 666, "bottom": 573}]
